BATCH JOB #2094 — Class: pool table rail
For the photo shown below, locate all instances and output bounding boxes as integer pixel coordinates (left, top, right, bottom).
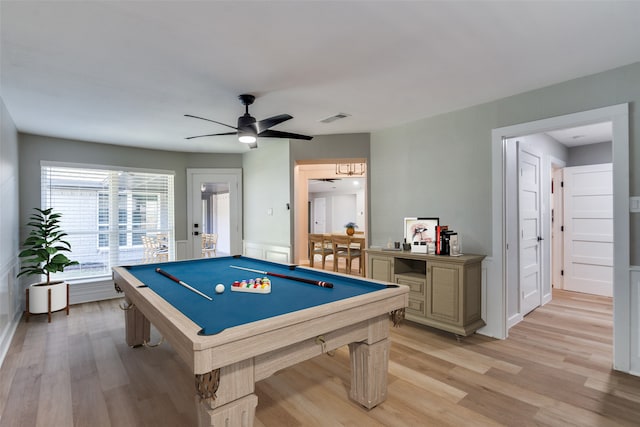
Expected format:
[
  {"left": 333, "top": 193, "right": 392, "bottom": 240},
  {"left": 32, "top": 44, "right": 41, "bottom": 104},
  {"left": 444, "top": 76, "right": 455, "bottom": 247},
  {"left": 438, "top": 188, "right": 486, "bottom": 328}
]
[{"left": 114, "top": 265, "right": 408, "bottom": 374}]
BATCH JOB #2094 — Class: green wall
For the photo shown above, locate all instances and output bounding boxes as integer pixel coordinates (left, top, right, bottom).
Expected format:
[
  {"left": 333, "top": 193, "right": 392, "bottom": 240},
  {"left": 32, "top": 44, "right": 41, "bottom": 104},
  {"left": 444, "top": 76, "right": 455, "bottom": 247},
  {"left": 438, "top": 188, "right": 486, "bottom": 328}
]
[
  {"left": 242, "top": 139, "right": 291, "bottom": 245},
  {"left": 371, "top": 61, "right": 639, "bottom": 262}
]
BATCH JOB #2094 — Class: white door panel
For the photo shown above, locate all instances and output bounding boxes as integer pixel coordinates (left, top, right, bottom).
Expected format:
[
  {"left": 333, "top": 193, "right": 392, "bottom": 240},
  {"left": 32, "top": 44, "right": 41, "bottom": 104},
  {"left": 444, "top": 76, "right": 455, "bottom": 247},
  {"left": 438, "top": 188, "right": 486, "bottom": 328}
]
[
  {"left": 518, "top": 142, "right": 542, "bottom": 316},
  {"left": 312, "top": 197, "right": 326, "bottom": 233},
  {"left": 563, "top": 163, "right": 613, "bottom": 297}
]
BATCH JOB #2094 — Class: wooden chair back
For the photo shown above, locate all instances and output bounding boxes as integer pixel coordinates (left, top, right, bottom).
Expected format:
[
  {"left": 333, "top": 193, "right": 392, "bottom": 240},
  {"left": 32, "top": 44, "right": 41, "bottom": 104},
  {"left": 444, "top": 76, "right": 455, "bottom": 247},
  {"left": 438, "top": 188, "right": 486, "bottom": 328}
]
[
  {"left": 308, "top": 234, "right": 333, "bottom": 269},
  {"left": 331, "top": 235, "right": 363, "bottom": 275}
]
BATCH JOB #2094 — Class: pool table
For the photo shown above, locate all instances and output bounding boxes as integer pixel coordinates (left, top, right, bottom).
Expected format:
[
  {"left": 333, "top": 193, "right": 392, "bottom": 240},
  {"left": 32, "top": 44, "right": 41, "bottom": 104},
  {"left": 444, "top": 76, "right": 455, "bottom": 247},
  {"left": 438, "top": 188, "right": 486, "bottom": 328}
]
[{"left": 112, "top": 255, "right": 408, "bottom": 427}]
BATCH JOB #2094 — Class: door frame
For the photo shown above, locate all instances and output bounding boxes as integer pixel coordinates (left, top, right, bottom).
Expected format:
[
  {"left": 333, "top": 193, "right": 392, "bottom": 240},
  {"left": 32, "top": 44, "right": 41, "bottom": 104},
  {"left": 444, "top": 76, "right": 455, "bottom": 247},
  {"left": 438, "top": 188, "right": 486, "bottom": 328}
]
[
  {"left": 490, "top": 103, "right": 630, "bottom": 372},
  {"left": 293, "top": 160, "right": 367, "bottom": 264},
  {"left": 186, "top": 168, "right": 243, "bottom": 258},
  {"left": 550, "top": 157, "right": 566, "bottom": 291}
]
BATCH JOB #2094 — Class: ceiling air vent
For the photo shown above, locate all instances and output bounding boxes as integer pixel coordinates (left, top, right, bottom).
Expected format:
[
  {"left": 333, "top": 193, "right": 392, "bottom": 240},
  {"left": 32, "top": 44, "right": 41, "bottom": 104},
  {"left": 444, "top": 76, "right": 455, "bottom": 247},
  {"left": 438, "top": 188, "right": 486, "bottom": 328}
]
[{"left": 319, "top": 113, "right": 351, "bottom": 124}]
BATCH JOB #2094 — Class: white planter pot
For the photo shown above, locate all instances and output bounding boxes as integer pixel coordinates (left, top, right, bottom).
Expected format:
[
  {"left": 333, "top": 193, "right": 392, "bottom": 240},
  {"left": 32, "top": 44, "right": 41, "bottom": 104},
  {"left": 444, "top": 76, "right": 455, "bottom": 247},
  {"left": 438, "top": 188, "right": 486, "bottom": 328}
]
[{"left": 28, "top": 281, "right": 68, "bottom": 315}]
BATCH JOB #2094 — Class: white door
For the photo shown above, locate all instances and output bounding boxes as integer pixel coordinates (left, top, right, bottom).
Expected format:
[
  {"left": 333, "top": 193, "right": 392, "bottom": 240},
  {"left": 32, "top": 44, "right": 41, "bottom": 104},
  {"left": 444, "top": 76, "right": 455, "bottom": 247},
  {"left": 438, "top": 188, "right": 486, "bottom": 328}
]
[
  {"left": 518, "top": 142, "right": 542, "bottom": 315},
  {"left": 552, "top": 168, "right": 564, "bottom": 289},
  {"left": 187, "top": 169, "right": 242, "bottom": 259},
  {"left": 563, "top": 163, "right": 613, "bottom": 297},
  {"left": 312, "top": 197, "right": 326, "bottom": 233}
]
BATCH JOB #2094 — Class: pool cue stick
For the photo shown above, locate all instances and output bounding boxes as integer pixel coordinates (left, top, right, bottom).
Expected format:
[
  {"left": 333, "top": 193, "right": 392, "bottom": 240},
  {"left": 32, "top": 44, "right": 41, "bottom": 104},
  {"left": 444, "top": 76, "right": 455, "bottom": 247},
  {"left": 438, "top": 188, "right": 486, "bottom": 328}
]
[
  {"left": 230, "top": 265, "right": 333, "bottom": 288},
  {"left": 155, "top": 268, "right": 213, "bottom": 301}
]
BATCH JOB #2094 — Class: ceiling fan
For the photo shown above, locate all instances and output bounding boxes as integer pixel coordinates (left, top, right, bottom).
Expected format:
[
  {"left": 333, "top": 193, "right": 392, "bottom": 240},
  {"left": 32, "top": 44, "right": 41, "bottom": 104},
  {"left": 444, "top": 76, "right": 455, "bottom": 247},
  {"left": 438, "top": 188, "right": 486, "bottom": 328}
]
[
  {"left": 185, "top": 94, "right": 313, "bottom": 149},
  {"left": 312, "top": 178, "right": 341, "bottom": 183}
]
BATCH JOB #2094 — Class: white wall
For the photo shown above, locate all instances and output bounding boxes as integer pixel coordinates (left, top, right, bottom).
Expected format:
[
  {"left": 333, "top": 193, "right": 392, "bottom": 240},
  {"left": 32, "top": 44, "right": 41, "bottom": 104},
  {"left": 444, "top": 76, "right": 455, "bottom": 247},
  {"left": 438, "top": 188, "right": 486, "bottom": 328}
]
[
  {"left": 0, "top": 96, "right": 20, "bottom": 367},
  {"left": 310, "top": 188, "right": 364, "bottom": 233}
]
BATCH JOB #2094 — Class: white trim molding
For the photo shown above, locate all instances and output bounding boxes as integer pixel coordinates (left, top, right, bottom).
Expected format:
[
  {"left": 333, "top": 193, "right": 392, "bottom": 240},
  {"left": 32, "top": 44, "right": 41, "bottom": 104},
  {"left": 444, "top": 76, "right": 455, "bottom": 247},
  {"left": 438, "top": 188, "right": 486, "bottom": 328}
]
[
  {"left": 630, "top": 267, "right": 640, "bottom": 375},
  {"left": 243, "top": 241, "right": 291, "bottom": 264}
]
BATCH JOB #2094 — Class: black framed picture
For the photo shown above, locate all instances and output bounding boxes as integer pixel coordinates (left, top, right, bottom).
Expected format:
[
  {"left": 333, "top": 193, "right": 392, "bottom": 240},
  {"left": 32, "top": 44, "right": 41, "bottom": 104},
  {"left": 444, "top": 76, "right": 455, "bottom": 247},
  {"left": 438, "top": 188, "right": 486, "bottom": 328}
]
[{"left": 403, "top": 217, "right": 439, "bottom": 244}]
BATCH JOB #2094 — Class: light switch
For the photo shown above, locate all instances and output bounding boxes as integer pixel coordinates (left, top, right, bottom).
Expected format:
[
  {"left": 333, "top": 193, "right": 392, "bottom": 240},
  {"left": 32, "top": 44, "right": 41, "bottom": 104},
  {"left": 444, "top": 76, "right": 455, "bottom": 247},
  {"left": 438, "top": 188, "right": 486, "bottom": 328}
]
[
  {"left": 267, "top": 208, "right": 273, "bottom": 216},
  {"left": 630, "top": 197, "right": 640, "bottom": 213}
]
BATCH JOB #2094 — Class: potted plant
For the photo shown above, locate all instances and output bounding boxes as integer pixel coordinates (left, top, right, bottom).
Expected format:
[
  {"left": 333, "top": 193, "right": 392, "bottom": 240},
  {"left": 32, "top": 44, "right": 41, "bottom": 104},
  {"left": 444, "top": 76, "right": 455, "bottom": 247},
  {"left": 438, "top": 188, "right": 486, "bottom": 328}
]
[
  {"left": 18, "top": 207, "right": 78, "bottom": 321},
  {"left": 344, "top": 222, "right": 358, "bottom": 236}
]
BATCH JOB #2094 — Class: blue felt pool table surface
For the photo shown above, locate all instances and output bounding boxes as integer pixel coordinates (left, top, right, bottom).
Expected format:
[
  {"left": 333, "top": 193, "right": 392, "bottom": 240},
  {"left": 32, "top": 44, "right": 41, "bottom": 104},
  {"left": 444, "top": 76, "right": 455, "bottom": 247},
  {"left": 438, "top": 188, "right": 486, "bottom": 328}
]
[{"left": 124, "top": 256, "right": 391, "bottom": 335}]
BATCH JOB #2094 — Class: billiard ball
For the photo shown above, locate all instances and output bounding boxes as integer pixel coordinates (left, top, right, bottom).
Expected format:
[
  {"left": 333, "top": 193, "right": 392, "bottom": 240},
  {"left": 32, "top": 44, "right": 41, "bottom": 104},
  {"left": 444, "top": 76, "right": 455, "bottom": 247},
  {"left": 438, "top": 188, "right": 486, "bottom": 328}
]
[{"left": 215, "top": 283, "right": 225, "bottom": 294}]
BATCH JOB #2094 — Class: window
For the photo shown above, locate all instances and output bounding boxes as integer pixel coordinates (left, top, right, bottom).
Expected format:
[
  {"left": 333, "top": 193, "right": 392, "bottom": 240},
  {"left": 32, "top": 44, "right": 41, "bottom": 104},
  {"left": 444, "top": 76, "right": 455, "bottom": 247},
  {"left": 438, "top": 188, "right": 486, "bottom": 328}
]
[{"left": 41, "top": 163, "right": 175, "bottom": 280}]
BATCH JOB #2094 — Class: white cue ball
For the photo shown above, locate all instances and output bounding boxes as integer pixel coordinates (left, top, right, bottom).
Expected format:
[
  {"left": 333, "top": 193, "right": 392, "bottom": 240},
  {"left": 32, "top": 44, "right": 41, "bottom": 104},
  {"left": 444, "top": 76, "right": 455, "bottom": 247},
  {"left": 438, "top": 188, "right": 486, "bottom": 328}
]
[{"left": 215, "top": 283, "right": 225, "bottom": 294}]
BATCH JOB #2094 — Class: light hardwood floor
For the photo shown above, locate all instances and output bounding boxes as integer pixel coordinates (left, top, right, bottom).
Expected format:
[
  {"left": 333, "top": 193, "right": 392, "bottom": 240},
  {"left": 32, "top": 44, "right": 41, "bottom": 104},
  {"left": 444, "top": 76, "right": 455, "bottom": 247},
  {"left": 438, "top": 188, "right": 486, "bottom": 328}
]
[{"left": 1, "top": 288, "right": 639, "bottom": 426}]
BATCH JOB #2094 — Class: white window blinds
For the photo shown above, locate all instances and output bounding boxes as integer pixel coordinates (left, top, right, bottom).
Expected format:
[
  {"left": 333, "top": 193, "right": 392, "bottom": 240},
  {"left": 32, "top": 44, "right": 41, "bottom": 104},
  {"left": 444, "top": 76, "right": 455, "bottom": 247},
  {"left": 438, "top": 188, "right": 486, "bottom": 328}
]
[{"left": 41, "top": 163, "right": 175, "bottom": 280}]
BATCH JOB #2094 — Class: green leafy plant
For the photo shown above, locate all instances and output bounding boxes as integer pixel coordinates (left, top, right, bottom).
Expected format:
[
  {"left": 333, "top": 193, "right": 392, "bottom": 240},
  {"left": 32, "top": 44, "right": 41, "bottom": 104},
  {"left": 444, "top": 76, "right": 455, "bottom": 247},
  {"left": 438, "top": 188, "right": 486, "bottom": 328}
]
[
  {"left": 17, "top": 208, "right": 78, "bottom": 285},
  {"left": 344, "top": 222, "right": 358, "bottom": 229}
]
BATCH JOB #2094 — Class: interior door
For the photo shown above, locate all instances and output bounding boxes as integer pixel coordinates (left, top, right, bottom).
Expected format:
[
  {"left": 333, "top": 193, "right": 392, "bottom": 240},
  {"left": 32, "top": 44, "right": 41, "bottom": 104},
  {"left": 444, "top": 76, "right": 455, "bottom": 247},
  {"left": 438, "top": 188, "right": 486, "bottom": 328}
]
[
  {"left": 563, "top": 163, "right": 613, "bottom": 297},
  {"left": 518, "top": 142, "right": 542, "bottom": 316},
  {"left": 312, "top": 197, "right": 326, "bottom": 233},
  {"left": 187, "top": 169, "right": 242, "bottom": 259}
]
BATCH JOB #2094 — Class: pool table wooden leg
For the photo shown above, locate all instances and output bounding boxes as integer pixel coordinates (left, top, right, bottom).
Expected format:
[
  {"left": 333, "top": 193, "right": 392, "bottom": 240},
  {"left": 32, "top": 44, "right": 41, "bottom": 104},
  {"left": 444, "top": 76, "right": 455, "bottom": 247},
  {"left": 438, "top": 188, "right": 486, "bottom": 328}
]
[
  {"left": 123, "top": 296, "right": 151, "bottom": 347},
  {"left": 348, "top": 315, "right": 391, "bottom": 409},
  {"left": 195, "top": 359, "right": 258, "bottom": 427}
]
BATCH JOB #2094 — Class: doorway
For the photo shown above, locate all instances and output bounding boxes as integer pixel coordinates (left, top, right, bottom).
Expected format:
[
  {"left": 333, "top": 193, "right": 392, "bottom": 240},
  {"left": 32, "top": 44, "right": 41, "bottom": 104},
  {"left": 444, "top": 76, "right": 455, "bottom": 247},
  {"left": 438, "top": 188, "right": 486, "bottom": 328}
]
[
  {"left": 187, "top": 168, "right": 242, "bottom": 258},
  {"left": 507, "top": 130, "right": 613, "bottom": 324},
  {"left": 293, "top": 161, "right": 367, "bottom": 264},
  {"left": 491, "top": 103, "right": 630, "bottom": 372}
]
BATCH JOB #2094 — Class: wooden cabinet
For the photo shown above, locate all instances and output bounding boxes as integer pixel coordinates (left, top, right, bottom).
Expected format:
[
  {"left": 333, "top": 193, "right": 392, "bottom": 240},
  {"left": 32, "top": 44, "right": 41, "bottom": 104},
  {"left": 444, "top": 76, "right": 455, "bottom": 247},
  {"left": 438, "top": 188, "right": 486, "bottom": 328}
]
[
  {"left": 368, "top": 253, "right": 394, "bottom": 282},
  {"left": 366, "top": 249, "right": 485, "bottom": 336}
]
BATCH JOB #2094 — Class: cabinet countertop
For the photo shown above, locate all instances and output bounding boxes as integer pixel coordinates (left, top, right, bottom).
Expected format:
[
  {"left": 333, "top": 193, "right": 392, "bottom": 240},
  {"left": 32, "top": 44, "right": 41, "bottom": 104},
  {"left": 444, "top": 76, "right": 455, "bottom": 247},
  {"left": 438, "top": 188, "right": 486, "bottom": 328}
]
[{"left": 365, "top": 248, "right": 485, "bottom": 263}]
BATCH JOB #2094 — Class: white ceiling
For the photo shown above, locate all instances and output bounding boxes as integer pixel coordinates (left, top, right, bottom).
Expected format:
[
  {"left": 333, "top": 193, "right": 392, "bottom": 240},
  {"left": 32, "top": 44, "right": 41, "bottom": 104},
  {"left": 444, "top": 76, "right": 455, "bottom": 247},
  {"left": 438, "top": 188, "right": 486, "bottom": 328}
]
[
  {"left": 546, "top": 122, "right": 612, "bottom": 147},
  {"left": 1, "top": 1, "right": 639, "bottom": 154},
  {"left": 309, "top": 177, "right": 365, "bottom": 194}
]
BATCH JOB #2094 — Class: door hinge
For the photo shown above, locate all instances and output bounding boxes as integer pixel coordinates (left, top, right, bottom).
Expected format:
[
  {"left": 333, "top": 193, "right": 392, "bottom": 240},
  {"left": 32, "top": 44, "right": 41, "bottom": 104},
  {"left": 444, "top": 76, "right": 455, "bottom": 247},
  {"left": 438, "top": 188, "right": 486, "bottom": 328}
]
[
  {"left": 561, "top": 270, "right": 564, "bottom": 276},
  {"left": 561, "top": 181, "right": 564, "bottom": 188},
  {"left": 561, "top": 225, "right": 564, "bottom": 232}
]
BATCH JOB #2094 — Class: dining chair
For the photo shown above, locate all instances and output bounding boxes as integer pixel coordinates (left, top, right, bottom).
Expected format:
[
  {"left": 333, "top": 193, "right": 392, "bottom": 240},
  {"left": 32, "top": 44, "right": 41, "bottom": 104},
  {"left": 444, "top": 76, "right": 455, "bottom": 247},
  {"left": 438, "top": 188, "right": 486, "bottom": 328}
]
[
  {"left": 201, "top": 233, "right": 218, "bottom": 257},
  {"left": 332, "top": 235, "right": 363, "bottom": 275},
  {"left": 308, "top": 234, "right": 333, "bottom": 269},
  {"left": 142, "top": 235, "right": 168, "bottom": 263}
]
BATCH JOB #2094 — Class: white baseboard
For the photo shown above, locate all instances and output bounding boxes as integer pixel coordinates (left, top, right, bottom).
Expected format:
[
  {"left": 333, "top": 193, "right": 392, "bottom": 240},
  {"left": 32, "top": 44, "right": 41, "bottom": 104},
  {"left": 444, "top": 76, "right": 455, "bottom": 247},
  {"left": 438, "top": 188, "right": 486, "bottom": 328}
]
[{"left": 0, "top": 260, "right": 21, "bottom": 369}]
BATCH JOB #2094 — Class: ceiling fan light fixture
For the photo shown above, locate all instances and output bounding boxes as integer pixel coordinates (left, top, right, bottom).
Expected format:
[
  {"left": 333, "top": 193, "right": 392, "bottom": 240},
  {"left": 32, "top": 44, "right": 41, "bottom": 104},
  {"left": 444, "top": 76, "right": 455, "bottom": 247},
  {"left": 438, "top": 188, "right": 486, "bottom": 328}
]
[{"left": 239, "top": 134, "right": 257, "bottom": 144}]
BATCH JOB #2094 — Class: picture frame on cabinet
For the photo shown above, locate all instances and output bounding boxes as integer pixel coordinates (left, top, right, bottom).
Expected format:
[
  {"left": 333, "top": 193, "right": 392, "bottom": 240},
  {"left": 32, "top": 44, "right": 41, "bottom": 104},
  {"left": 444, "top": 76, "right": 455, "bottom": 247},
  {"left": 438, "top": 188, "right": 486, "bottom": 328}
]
[{"left": 404, "top": 217, "right": 439, "bottom": 244}]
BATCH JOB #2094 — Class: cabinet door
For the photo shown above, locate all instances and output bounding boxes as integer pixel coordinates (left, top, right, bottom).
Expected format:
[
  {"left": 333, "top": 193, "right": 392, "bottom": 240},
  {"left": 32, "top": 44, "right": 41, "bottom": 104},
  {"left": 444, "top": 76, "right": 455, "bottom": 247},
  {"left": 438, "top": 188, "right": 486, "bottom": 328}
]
[
  {"left": 426, "top": 261, "right": 462, "bottom": 325},
  {"left": 368, "top": 254, "right": 393, "bottom": 282}
]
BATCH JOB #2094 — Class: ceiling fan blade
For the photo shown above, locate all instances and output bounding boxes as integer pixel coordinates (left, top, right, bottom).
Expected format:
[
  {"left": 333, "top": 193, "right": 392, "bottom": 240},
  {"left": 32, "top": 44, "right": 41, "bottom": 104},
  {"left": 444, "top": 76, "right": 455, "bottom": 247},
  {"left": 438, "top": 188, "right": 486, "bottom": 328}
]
[
  {"left": 256, "top": 114, "right": 292, "bottom": 133},
  {"left": 185, "top": 132, "right": 238, "bottom": 140},
  {"left": 258, "top": 129, "right": 313, "bottom": 140},
  {"left": 184, "top": 114, "right": 237, "bottom": 131}
]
